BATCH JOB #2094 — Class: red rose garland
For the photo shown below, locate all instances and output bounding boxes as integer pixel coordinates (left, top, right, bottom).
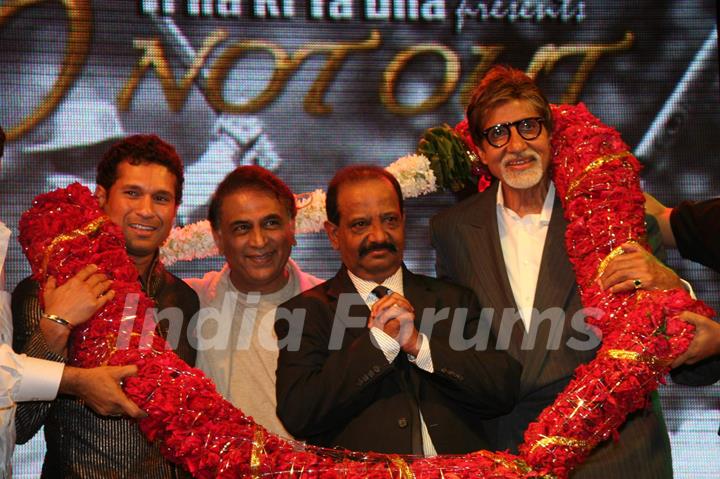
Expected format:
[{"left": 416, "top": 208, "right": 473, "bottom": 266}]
[
  {"left": 517, "top": 103, "right": 714, "bottom": 477},
  {"left": 18, "top": 104, "right": 713, "bottom": 479},
  {"left": 19, "top": 184, "right": 535, "bottom": 478}
]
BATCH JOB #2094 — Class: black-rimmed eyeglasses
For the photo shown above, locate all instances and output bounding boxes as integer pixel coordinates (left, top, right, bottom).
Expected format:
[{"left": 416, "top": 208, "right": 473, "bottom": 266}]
[{"left": 481, "top": 117, "right": 545, "bottom": 148}]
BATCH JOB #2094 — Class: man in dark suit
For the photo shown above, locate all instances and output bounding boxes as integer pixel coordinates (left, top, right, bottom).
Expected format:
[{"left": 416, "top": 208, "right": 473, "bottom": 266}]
[
  {"left": 275, "top": 165, "right": 520, "bottom": 455},
  {"left": 644, "top": 193, "right": 720, "bottom": 389},
  {"left": 430, "top": 66, "right": 686, "bottom": 478}
]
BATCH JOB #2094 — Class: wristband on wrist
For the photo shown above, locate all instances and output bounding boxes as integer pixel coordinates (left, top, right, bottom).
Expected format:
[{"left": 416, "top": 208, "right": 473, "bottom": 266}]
[{"left": 41, "top": 312, "right": 73, "bottom": 330}]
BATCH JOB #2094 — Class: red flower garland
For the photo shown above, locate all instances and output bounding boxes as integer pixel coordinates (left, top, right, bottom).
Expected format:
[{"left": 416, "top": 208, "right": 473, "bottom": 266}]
[
  {"left": 19, "top": 104, "right": 713, "bottom": 478},
  {"left": 518, "top": 104, "right": 714, "bottom": 477}
]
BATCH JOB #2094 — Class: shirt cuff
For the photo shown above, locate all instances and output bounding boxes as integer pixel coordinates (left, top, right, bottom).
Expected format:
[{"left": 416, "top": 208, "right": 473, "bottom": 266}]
[
  {"left": 369, "top": 327, "right": 400, "bottom": 363},
  {"left": 408, "top": 333, "right": 433, "bottom": 373},
  {"left": 679, "top": 278, "right": 696, "bottom": 300},
  {"left": 0, "top": 222, "right": 10, "bottom": 271},
  {"left": 0, "top": 291, "right": 11, "bottom": 345},
  {"left": 15, "top": 354, "right": 64, "bottom": 402}
]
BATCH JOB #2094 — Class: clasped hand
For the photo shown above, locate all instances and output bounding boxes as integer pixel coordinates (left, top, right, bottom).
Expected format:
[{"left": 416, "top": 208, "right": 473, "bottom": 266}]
[{"left": 367, "top": 292, "right": 420, "bottom": 357}]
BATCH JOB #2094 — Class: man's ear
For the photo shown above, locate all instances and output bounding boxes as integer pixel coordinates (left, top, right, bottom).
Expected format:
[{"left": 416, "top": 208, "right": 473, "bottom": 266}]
[
  {"left": 95, "top": 185, "right": 107, "bottom": 208},
  {"left": 289, "top": 219, "right": 297, "bottom": 246},
  {"left": 476, "top": 145, "right": 489, "bottom": 166},
  {"left": 211, "top": 227, "right": 224, "bottom": 256},
  {"left": 323, "top": 221, "right": 340, "bottom": 251}
]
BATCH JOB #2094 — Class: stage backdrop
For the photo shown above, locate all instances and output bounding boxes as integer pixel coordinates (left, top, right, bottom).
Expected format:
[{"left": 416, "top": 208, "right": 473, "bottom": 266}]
[{"left": 1, "top": 0, "right": 718, "bottom": 477}]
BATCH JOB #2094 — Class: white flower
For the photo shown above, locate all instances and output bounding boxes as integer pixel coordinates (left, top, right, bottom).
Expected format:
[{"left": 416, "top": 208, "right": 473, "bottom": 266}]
[
  {"left": 385, "top": 154, "right": 437, "bottom": 199},
  {"left": 295, "top": 189, "right": 327, "bottom": 234}
]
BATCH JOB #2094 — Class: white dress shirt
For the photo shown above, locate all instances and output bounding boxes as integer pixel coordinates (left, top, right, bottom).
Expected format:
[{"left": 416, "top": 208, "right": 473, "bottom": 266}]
[
  {"left": 0, "top": 222, "right": 64, "bottom": 478},
  {"left": 347, "top": 267, "right": 437, "bottom": 456},
  {"left": 496, "top": 183, "right": 555, "bottom": 331},
  {"left": 495, "top": 183, "right": 695, "bottom": 331}
]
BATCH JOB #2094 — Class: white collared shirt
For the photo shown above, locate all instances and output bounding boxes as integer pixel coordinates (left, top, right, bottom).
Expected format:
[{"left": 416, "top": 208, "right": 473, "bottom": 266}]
[
  {"left": 496, "top": 183, "right": 556, "bottom": 331},
  {"left": 0, "top": 222, "right": 11, "bottom": 346},
  {"left": 347, "top": 267, "right": 437, "bottom": 456}
]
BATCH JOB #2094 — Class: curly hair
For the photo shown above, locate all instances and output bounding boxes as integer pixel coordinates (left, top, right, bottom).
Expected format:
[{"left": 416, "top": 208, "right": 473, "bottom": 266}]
[{"left": 96, "top": 134, "right": 185, "bottom": 204}]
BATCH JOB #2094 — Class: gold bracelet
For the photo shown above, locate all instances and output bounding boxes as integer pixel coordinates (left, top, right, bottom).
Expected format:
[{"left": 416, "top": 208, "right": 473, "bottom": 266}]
[{"left": 41, "top": 313, "right": 73, "bottom": 330}]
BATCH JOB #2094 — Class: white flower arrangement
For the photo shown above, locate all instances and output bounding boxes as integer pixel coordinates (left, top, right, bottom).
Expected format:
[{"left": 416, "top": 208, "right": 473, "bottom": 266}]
[
  {"left": 161, "top": 220, "right": 218, "bottom": 267},
  {"left": 160, "top": 154, "right": 437, "bottom": 264},
  {"left": 295, "top": 189, "right": 327, "bottom": 235}
]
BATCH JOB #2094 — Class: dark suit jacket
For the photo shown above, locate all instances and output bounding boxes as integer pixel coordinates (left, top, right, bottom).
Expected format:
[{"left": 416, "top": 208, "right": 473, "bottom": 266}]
[
  {"left": 669, "top": 199, "right": 720, "bottom": 386},
  {"left": 430, "top": 182, "right": 673, "bottom": 479},
  {"left": 274, "top": 265, "right": 521, "bottom": 455}
]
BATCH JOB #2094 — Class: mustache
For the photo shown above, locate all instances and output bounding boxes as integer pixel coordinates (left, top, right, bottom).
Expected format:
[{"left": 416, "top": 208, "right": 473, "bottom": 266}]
[
  {"left": 502, "top": 149, "right": 541, "bottom": 166},
  {"left": 359, "top": 241, "right": 398, "bottom": 258}
]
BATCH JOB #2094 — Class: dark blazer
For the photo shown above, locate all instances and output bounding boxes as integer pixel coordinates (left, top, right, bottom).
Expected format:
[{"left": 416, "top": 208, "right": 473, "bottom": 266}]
[
  {"left": 275, "top": 265, "right": 521, "bottom": 455},
  {"left": 430, "top": 182, "right": 673, "bottom": 479}
]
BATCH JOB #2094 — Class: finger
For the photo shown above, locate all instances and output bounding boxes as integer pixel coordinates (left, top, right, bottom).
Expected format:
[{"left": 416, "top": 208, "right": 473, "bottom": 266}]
[
  {"left": 678, "top": 311, "right": 703, "bottom": 327},
  {"left": 373, "top": 293, "right": 412, "bottom": 310},
  {"left": 371, "top": 299, "right": 400, "bottom": 319},
  {"left": 620, "top": 242, "right": 646, "bottom": 254},
  {"left": 97, "top": 289, "right": 116, "bottom": 307},
  {"left": 85, "top": 272, "right": 109, "bottom": 288},
  {"left": 609, "top": 278, "right": 645, "bottom": 294},
  {"left": 394, "top": 311, "right": 415, "bottom": 326},
  {"left": 368, "top": 308, "right": 390, "bottom": 329},
  {"left": 388, "top": 293, "right": 414, "bottom": 312},
  {"left": 114, "top": 365, "right": 139, "bottom": 380},
  {"left": 109, "top": 365, "right": 137, "bottom": 383},
  {"left": 374, "top": 298, "right": 412, "bottom": 317},
  {"left": 382, "top": 318, "right": 400, "bottom": 331},
  {"left": 374, "top": 308, "right": 398, "bottom": 326},
  {"left": 118, "top": 397, "right": 147, "bottom": 419},
  {"left": 602, "top": 253, "right": 641, "bottom": 273},
  {"left": 369, "top": 295, "right": 392, "bottom": 317},
  {"left": 671, "top": 351, "right": 690, "bottom": 368},
  {"left": 107, "top": 367, "right": 147, "bottom": 418},
  {"left": 73, "top": 264, "right": 99, "bottom": 282},
  {"left": 44, "top": 276, "right": 57, "bottom": 295},
  {"left": 92, "top": 279, "right": 113, "bottom": 297},
  {"left": 673, "top": 340, "right": 701, "bottom": 366},
  {"left": 600, "top": 268, "right": 633, "bottom": 290}
]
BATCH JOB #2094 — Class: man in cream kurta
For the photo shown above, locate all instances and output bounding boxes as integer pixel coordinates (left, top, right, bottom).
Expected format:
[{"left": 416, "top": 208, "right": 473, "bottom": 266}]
[
  {"left": 185, "top": 166, "right": 320, "bottom": 437},
  {"left": 187, "top": 260, "right": 319, "bottom": 436}
]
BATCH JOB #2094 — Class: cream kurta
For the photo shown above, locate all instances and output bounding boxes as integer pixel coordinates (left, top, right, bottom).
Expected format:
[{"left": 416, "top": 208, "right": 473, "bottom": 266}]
[{"left": 186, "top": 259, "right": 321, "bottom": 438}]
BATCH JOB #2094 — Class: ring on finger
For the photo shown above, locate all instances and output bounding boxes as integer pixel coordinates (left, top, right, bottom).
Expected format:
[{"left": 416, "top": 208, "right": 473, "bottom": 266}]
[{"left": 633, "top": 278, "right": 642, "bottom": 289}]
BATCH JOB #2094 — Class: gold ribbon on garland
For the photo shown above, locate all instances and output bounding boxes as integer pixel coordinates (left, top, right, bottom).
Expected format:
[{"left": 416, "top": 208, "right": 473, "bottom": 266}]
[
  {"left": 605, "top": 349, "right": 669, "bottom": 368},
  {"left": 388, "top": 455, "right": 414, "bottom": 478},
  {"left": 249, "top": 427, "right": 266, "bottom": 478},
  {"left": 530, "top": 435, "right": 591, "bottom": 455},
  {"left": 42, "top": 215, "right": 108, "bottom": 276},
  {"left": 596, "top": 240, "right": 642, "bottom": 279},
  {"left": 565, "top": 151, "right": 635, "bottom": 200}
]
